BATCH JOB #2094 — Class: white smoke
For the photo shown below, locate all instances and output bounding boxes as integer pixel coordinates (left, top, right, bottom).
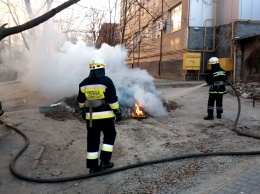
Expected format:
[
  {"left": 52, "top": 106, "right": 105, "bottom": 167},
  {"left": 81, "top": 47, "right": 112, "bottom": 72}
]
[{"left": 8, "top": 27, "right": 168, "bottom": 117}]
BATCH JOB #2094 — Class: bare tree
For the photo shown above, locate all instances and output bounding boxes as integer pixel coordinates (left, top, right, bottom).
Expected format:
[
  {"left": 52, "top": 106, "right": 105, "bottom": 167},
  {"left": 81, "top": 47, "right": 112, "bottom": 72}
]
[
  {"left": 96, "top": 23, "right": 120, "bottom": 48},
  {"left": 0, "top": 0, "right": 81, "bottom": 41},
  {"left": 95, "top": 0, "right": 121, "bottom": 48},
  {"left": 85, "top": 7, "right": 106, "bottom": 45},
  {"left": 1, "top": 0, "right": 30, "bottom": 50},
  {"left": 46, "top": 0, "right": 53, "bottom": 12},
  {"left": 197, "top": 0, "right": 216, "bottom": 5},
  {"left": 0, "top": 38, "right": 8, "bottom": 63},
  {"left": 107, "top": 0, "right": 119, "bottom": 45},
  {"left": 120, "top": 0, "right": 161, "bottom": 64},
  {"left": 24, "top": 0, "right": 34, "bottom": 20}
]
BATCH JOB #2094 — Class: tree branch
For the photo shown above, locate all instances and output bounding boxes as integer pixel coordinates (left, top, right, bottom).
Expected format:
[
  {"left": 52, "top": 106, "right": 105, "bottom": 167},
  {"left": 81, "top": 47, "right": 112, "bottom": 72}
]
[{"left": 0, "top": 0, "right": 81, "bottom": 41}]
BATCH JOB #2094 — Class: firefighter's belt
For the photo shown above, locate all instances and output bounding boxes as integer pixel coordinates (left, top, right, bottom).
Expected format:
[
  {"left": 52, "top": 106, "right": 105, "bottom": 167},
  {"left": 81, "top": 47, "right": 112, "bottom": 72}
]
[
  {"left": 86, "top": 100, "right": 107, "bottom": 127},
  {"left": 213, "top": 81, "right": 224, "bottom": 86},
  {"left": 85, "top": 100, "right": 107, "bottom": 107}
]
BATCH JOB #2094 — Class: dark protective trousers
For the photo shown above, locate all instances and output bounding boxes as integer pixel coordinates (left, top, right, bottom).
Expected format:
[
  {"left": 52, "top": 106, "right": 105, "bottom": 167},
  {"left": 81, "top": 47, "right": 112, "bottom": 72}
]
[
  {"left": 86, "top": 118, "right": 116, "bottom": 169},
  {"left": 207, "top": 94, "right": 223, "bottom": 115}
]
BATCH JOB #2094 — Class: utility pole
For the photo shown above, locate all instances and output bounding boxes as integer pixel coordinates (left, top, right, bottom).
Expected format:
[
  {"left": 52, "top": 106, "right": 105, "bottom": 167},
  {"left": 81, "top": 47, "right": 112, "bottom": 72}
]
[
  {"left": 137, "top": 5, "right": 141, "bottom": 67},
  {"left": 158, "top": 0, "right": 163, "bottom": 77},
  {"left": 132, "top": 40, "right": 134, "bottom": 68}
]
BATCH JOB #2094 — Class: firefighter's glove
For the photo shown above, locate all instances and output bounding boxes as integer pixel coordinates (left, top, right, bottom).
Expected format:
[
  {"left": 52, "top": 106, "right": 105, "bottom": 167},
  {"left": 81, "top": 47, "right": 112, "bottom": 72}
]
[
  {"left": 80, "top": 108, "right": 86, "bottom": 120},
  {"left": 115, "top": 115, "right": 122, "bottom": 122},
  {"left": 114, "top": 109, "right": 122, "bottom": 123}
]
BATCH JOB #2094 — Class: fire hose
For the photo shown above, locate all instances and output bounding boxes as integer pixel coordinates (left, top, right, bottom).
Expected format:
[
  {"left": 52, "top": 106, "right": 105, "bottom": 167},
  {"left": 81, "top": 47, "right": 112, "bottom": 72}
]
[{"left": 0, "top": 80, "right": 259, "bottom": 183}]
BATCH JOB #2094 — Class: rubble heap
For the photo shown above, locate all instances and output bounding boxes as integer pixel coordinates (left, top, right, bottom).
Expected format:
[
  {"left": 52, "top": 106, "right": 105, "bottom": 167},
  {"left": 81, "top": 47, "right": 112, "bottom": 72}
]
[
  {"left": 44, "top": 96, "right": 181, "bottom": 121},
  {"left": 227, "top": 82, "right": 260, "bottom": 99}
]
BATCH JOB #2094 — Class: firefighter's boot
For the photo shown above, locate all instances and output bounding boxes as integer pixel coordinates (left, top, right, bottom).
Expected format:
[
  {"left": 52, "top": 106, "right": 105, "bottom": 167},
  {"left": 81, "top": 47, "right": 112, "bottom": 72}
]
[
  {"left": 100, "top": 161, "right": 114, "bottom": 171},
  {"left": 89, "top": 167, "right": 100, "bottom": 174},
  {"left": 87, "top": 159, "right": 101, "bottom": 174},
  {"left": 217, "top": 113, "right": 222, "bottom": 119},
  {"left": 203, "top": 114, "right": 214, "bottom": 120}
]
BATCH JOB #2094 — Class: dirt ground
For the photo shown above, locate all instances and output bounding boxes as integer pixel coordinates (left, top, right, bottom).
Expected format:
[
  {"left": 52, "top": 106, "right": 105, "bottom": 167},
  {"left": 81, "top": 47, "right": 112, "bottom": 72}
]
[{"left": 0, "top": 79, "right": 259, "bottom": 194}]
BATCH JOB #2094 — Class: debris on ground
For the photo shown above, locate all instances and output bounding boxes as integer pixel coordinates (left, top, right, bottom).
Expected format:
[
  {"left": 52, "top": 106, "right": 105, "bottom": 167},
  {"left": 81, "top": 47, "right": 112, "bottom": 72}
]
[
  {"left": 44, "top": 96, "right": 181, "bottom": 121},
  {"left": 227, "top": 82, "right": 260, "bottom": 98},
  {"left": 2, "top": 81, "right": 260, "bottom": 194},
  {"left": 164, "top": 100, "right": 182, "bottom": 112},
  {"left": 44, "top": 106, "right": 81, "bottom": 121}
]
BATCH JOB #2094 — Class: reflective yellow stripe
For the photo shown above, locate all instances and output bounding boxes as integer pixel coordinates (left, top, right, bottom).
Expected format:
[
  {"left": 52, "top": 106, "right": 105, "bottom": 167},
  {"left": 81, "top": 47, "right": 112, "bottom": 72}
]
[
  {"left": 81, "top": 84, "right": 107, "bottom": 91},
  {"left": 109, "top": 101, "right": 119, "bottom": 109},
  {"left": 85, "top": 111, "right": 115, "bottom": 119},
  {"left": 80, "top": 85, "right": 106, "bottom": 100},
  {"left": 86, "top": 152, "right": 99, "bottom": 159},
  {"left": 213, "top": 71, "right": 226, "bottom": 77},
  {"left": 89, "top": 62, "right": 106, "bottom": 67},
  {"left": 101, "top": 144, "right": 113, "bottom": 152},
  {"left": 79, "top": 103, "right": 85, "bottom": 108}
]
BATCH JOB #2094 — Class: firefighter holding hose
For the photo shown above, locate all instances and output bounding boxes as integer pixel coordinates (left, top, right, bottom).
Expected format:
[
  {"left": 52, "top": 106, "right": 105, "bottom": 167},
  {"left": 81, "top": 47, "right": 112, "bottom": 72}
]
[
  {"left": 204, "top": 57, "right": 227, "bottom": 120},
  {"left": 77, "top": 56, "right": 122, "bottom": 174}
]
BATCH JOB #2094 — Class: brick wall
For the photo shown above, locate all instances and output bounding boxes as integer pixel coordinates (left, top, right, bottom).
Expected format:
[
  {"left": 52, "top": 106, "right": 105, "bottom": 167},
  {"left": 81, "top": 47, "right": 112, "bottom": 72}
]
[{"left": 129, "top": 59, "right": 183, "bottom": 81}]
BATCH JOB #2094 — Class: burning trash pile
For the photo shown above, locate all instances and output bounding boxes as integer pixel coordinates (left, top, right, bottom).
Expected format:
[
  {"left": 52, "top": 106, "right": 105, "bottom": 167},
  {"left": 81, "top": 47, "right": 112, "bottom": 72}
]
[
  {"left": 43, "top": 96, "right": 180, "bottom": 121},
  {"left": 131, "top": 103, "right": 146, "bottom": 118}
]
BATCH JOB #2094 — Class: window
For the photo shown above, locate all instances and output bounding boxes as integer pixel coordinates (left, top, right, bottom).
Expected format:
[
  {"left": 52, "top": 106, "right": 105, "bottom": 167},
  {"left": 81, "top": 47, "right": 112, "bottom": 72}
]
[
  {"left": 142, "top": 27, "right": 150, "bottom": 42},
  {"left": 152, "top": 18, "right": 161, "bottom": 39},
  {"left": 169, "top": 3, "right": 182, "bottom": 33}
]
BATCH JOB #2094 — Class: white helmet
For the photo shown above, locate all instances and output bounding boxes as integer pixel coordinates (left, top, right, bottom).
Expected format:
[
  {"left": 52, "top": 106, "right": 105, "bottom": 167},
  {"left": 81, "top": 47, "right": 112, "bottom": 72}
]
[
  {"left": 209, "top": 57, "right": 219, "bottom": 64},
  {"left": 89, "top": 57, "right": 106, "bottom": 70}
]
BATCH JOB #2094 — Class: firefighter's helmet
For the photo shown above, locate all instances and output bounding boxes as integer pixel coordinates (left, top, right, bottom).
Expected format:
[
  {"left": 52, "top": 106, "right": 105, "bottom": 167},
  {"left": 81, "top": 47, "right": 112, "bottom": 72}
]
[
  {"left": 89, "top": 57, "right": 106, "bottom": 70},
  {"left": 208, "top": 57, "right": 219, "bottom": 64}
]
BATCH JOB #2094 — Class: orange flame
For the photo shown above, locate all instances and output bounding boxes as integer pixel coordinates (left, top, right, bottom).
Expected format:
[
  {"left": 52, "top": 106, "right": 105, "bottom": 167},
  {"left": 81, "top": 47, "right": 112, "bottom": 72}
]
[{"left": 132, "top": 103, "right": 145, "bottom": 117}]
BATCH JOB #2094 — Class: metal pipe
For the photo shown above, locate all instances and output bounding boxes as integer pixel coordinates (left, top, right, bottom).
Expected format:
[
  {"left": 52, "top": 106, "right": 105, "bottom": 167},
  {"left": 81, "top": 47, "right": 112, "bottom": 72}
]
[
  {"left": 202, "top": 19, "right": 214, "bottom": 73},
  {"left": 233, "top": 42, "right": 236, "bottom": 83},
  {"left": 213, "top": 0, "right": 217, "bottom": 50}
]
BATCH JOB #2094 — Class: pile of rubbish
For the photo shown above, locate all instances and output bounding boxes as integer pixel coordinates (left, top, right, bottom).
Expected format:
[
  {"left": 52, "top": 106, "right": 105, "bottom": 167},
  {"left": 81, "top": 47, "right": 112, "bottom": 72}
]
[
  {"left": 42, "top": 96, "right": 181, "bottom": 121},
  {"left": 227, "top": 82, "right": 260, "bottom": 99}
]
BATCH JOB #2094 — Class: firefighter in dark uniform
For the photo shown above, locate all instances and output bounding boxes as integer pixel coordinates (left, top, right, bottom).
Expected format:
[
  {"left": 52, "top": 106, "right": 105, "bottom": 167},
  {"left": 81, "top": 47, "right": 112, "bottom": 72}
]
[
  {"left": 0, "top": 101, "right": 4, "bottom": 117},
  {"left": 204, "top": 57, "right": 227, "bottom": 120},
  {"left": 77, "top": 56, "right": 122, "bottom": 174}
]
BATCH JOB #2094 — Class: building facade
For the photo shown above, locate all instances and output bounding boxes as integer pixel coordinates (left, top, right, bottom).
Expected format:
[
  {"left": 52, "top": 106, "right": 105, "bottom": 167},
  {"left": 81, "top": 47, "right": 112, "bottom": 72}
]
[{"left": 120, "top": 0, "right": 260, "bottom": 82}]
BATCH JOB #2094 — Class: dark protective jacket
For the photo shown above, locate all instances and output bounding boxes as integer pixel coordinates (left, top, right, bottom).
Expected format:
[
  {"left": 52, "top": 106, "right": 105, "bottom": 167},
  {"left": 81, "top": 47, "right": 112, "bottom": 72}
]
[
  {"left": 77, "top": 69, "right": 120, "bottom": 120},
  {"left": 206, "top": 63, "right": 227, "bottom": 94}
]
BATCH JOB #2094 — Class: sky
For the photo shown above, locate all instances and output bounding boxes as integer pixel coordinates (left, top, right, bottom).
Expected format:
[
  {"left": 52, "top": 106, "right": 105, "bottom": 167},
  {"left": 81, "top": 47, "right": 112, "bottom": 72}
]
[
  {"left": 5, "top": 25, "right": 168, "bottom": 117},
  {"left": 79, "top": 0, "right": 121, "bottom": 22},
  {"left": 61, "top": 0, "right": 120, "bottom": 22},
  {"left": 0, "top": 0, "right": 120, "bottom": 27}
]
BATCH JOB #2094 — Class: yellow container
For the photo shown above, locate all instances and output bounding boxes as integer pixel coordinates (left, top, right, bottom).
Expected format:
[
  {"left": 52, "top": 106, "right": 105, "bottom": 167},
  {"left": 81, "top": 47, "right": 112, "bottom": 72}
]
[
  {"left": 207, "top": 58, "right": 233, "bottom": 71},
  {"left": 183, "top": 52, "right": 201, "bottom": 70}
]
